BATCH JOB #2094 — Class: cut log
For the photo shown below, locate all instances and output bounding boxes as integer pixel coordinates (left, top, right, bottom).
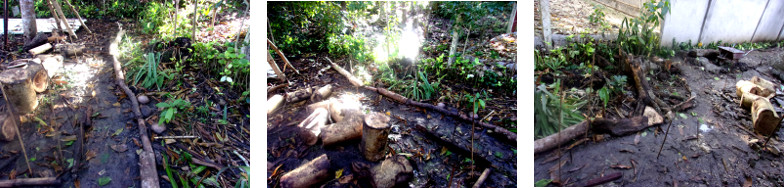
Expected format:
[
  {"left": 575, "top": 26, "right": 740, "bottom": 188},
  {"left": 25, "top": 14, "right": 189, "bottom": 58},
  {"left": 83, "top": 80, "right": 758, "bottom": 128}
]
[
  {"left": 279, "top": 154, "right": 330, "bottom": 188},
  {"left": 751, "top": 76, "right": 776, "bottom": 97},
  {"left": 0, "top": 113, "right": 13, "bottom": 141},
  {"left": 297, "top": 108, "right": 329, "bottom": 145},
  {"left": 36, "top": 54, "right": 63, "bottom": 78},
  {"left": 267, "top": 94, "right": 284, "bottom": 114},
  {"left": 310, "top": 84, "right": 333, "bottom": 102},
  {"left": 534, "top": 121, "right": 590, "bottom": 154},
  {"left": 737, "top": 80, "right": 773, "bottom": 99},
  {"left": 643, "top": 106, "right": 663, "bottom": 125},
  {"left": 54, "top": 43, "right": 85, "bottom": 57},
  {"left": 371, "top": 155, "right": 413, "bottom": 188},
  {"left": 0, "top": 61, "right": 48, "bottom": 113},
  {"left": 285, "top": 87, "right": 313, "bottom": 103},
  {"left": 28, "top": 43, "right": 51, "bottom": 55},
  {"left": 22, "top": 33, "right": 48, "bottom": 52},
  {"left": 361, "top": 112, "right": 391, "bottom": 162},
  {"left": 752, "top": 98, "right": 781, "bottom": 136},
  {"left": 472, "top": 168, "right": 491, "bottom": 188},
  {"left": 592, "top": 116, "right": 649, "bottom": 136},
  {"left": 0, "top": 177, "right": 59, "bottom": 187},
  {"left": 321, "top": 109, "right": 364, "bottom": 146}
]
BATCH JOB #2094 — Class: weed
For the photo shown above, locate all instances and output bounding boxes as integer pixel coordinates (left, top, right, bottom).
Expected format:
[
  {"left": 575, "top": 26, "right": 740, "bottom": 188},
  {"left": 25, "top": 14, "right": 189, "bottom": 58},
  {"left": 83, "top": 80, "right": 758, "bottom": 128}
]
[
  {"left": 156, "top": 98, "right": 192, "bottom": 125},
  {"left": 534, "top": 81, "right": 586, "bottom": 139},
  {"left": 128, "top": 52, "right": 171, "bottom": 90}
]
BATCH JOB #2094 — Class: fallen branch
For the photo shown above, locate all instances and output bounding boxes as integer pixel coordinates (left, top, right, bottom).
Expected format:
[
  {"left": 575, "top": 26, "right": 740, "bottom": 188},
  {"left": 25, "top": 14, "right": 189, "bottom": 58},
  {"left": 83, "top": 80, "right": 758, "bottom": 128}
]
[
  {"left": 535, "top": 116, "right": 652, "bottom": 154},
  {"left": 61, "top": 0, "right": 91, "bottom": 34},
  {"left": 535, "top": 121, "right": 590, "bottom": 154},
  {"left": 267, "top": 52, "right": 286, "bottom": 81},
  {"left": 267, "top": 39, "right": 299, "bottom": 74},
  {"left": 280, "top": 154, "right": 330, "bottom": 188},
  {"left": 584, "top": 172, "right": 622, "bottom": 187},
  {"left": 267, "top": 83, "right": 288, "bottom": 94},
  {"left": 49, "top": 0, "right": 76, "bottom": 40},
  {"left": 109, "top": 23, "right": 159, "bottom": 188},
  {"left": 326, "top": 57, "right": 516, "bottom": 142},
  {"left": 472, "top": 168, "right": 491, "bottom": 188},
  {"left": 0, "top": 177, "right": 59, "bottom": 187}
]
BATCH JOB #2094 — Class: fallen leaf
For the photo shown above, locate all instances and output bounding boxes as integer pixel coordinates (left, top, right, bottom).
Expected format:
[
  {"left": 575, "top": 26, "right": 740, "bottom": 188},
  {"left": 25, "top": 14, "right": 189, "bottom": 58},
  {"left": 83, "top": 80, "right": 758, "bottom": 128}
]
[
  {"left": 338, "top": 174, "right": 353, "bottom": 184},
  {"left": 111, "top": 144, "right": 128, "bottom": 153},
  {"left": 61, "top": 135, "right": 77, "bottom": 142},
  {"left": 112, "top": 128, "right": 123, "bottom": 136},
  {"left": 98, "top": 176, "right": 111, "bottom": 186},
  {"left": 335, "top": 168, "right": 344, "bottom": 179},
  {"left": 85, "top": 150, "right": 97, "bottom": 161}
]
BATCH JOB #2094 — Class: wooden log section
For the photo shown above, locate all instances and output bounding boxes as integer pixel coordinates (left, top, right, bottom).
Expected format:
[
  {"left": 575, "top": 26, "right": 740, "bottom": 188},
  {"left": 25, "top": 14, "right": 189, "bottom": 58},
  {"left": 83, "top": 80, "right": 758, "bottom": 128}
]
[
  {"left": 751, "top": 76, "right": 776, "bottom": 97},
  {"left": 361, "top": 112, "right": 391, "bottom": 162},
  {"left": 310, "top": 84, "right": 333, "bottom": 102},
  {"left": 0, "top": 61, "right": 48, "bottom": 113},
  {"left": 297, "top": 108, "right": 329, "bottom": 145},
  {"left": 321, "top": 109, "right": 365, "bottom": 146},
  {"left": 267, "top": 94, "right": 284, "bottom": 114},
  {"left": 534, "top": 121, "right": 590, "bottom": 154},
  {"left": 0, "top": 113, "right": 12, "bottom": 141},
  {"left": 752, "top": 98, "right": 782, "bottom": 136},
  {"left": 472, "top": 168, "right": 491, "bottom": 188},
  {"left": 371, "top": 155, "right": 413, "bottom": 188},
  {"left": 37, "top": 54, "right": 63, "bottom": 78},
  {"left": 279, "top": 154, "right": 330, "bottom": 188},
  {"left": 737, "top": 80, "right": 770, "bottom": 108},
  {"left": 28, "top": 43, "right": 52, "bottom": 55},
  {"left": 534, "top": 116, "right": 650, "bottom": 154}
]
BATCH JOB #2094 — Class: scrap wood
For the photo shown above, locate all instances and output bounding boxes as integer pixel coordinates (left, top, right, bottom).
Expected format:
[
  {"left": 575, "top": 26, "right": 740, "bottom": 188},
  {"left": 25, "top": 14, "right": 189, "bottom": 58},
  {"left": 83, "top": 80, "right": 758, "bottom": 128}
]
[
  {"left": 471, "top": 168, "right": 491, "bottom": 188},
  {"left": 535, "top": 121, "right": 589, "bottom": 154},
  {"left": 0, "top": 177, "right": 59, "bottom": 187},
  {"left": 109, "top": 23, "right": 159, "bottom": 188},
  {"left": 584, "top": 172, "right": 622, "bottom": 187},
  {"left": 267, "top": 39, "right": 299, "bottom": 74}
]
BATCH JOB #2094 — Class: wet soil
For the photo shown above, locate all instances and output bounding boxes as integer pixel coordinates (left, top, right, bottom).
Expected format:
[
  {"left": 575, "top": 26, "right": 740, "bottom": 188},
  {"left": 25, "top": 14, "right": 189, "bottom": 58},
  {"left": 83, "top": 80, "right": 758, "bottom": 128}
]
[
  {"left": 535, "top": 49, "right": 784, "bottom": 186},
  {"left": 267, "top": 56, "right": 517, "bottom": 187}
]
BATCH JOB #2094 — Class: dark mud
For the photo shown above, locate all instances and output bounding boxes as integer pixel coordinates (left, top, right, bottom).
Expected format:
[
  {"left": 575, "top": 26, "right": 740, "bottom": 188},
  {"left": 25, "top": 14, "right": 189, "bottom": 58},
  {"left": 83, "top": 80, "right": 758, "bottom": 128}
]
[{"left": 535, "top": 49, "right": 784, "bottom": 186}]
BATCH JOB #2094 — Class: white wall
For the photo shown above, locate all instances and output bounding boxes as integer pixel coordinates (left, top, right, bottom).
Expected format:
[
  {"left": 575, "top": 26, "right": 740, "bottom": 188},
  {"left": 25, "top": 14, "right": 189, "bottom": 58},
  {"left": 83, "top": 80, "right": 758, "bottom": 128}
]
[{"left": 661, "top": 0, "right": 784, "bottom": 46}]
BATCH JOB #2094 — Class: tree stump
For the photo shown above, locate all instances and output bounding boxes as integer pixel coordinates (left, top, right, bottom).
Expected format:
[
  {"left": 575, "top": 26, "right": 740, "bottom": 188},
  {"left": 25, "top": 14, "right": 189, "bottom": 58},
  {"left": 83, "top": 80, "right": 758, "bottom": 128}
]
[
  {"left": 361, "top": 112, "right": 391, "bottom": 162},
  {"left": 371, "top": 155, "right": 413, "bottom": 188},
  {"left": 0, "top": 61, "right": 48, "bottom": 113},
  {"left": 752, "top": 98, "right": 781, "bottom": 136},
  {"left": 279, "top": 154, "right": 330, "bottom": 188}
]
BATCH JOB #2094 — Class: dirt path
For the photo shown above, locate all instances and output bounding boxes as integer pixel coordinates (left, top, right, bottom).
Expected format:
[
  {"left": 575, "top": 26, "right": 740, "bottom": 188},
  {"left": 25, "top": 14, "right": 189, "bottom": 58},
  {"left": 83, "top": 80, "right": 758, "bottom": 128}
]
[{"left": 535, "top": 49, "right": 784, "bottom": 186}]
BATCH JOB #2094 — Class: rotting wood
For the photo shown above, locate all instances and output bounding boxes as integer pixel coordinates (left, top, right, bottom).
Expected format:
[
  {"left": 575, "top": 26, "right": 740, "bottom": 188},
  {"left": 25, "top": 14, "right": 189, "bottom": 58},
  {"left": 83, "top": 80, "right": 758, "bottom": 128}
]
[
  {"left": 0, "top": 113, "right": 12, "bottom": 141},
  {"left": 54, "top": 43, "right": 85, "bottom": 57},
  {"left": 0, "top": 177, "right": 59, "bottom": 187},
  {"left": 623, "top": 53, "right": 665, "bottom": 114},
  {"left": 321, "top": 109, "right": 364, "bottom": 146},
  {"left": 267, "top": 39, "right": 299, "bottom": 74},
  {"left": 109, "top": 23, "right": 159, "bottom": 188},
  {"left": 310, "top": 84, "right": 333, "bottom": 102},
  {"left": 751, "top": 98, "right": 781, "bottom": 136},
  {"left": 267, "top": 52, "right": 286, "bottom": 81},
  {"left": 267, "top": 94, "right": 284, "bottom": 114},
  {"left": 584, "top": 172, "right": 622, "bottom": 187},
  {"left": 361, "top": 112, "right": 391, "bottom": 162},
  {"left": 737, "top": 80, "right": 771, "bottom": 108},
  {"left": 535, "top": 116, "right": 650, "bottom": 154},
  {"left": 285, "top": 86, "right": 312, "bottom": 103},
  {"left": 267, "top": 83, "right": 288, "bottom": 94},
  {"left": 371, "top": 155, "right": 413, "bottom": 188},
  {"left": 472, "top": 168, "right": 491, "bottom": 188},
  {"left": 279, "top": 154, "right": 330, "bottom": 188},
  {"left": 22, "top": 33, "right": 48, "bottom": 52},
  {"left": 28, "top": 43, "right": 51, "bottom": 55}
]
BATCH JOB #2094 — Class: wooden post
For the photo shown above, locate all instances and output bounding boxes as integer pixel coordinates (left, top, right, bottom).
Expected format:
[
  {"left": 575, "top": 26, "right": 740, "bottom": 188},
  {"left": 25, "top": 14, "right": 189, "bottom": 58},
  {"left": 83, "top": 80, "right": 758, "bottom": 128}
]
[
  {"left": 361, "top": 112, "right": 391, "bottom": 161},
  {"left": 371, "top": 155, "right": 413, "bottom": 188},
  {"left": 279, "top": 154, "right": 330, "bottom": 188},
  {"left": 540, "top": 0, "right": 551, "bottom": 48}
]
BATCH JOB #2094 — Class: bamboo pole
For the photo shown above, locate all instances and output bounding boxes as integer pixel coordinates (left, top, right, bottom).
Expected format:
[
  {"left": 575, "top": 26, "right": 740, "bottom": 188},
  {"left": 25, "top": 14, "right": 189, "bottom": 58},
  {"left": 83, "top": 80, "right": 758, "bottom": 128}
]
[{"left": 62, "top": 0, "right": 91, "bottom": 34}]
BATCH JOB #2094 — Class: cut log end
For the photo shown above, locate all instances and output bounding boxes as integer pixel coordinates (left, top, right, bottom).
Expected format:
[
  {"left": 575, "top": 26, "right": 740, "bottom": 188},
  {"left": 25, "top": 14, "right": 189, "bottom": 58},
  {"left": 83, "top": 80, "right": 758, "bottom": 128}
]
[
  {"left": 279, "top": 154, "right": 330, "bottom": 188},
  {"left": 1, "top": 114, "right": 14, "bottom": 141},
  {"left": 371, "top": 155, "right": 413, "bottom": 188},
  {"left": 321, "top": 109, "right": 364, "bottom": 146},
  {"left": 0, "top": 62, "right": 46, "bottom": 113},
  {"left": 361, "top": 112, "right": 392, "bottom": 161},
  {"left": 752, "top": 98, "right": 781, "bottom": 136}
]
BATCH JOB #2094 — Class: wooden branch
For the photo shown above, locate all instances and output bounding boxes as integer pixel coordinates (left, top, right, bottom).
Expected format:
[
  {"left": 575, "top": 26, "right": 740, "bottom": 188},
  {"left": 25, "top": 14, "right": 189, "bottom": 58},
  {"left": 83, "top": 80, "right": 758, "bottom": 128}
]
[
  {"left": 535, "top": 117, "right": 651, "bottom": 154},
  {"left": 280, "top": 154, "right": 330, "bottom": 188},
  {"left": 584, "top": 172, "right": 622, "bottom": 186},
  {"left": 535, "top": 121, "right": 590, "bottom": 154},
  {"left": 327, "top": 56, "right": 516, "bottom": 142},
  {"left": 472, "top": 168, "right": 491, "bottom": 188},
  {"left": 44, "top": 0, "right": 62, "bottom": 32},
  {"left": 267, "top": 38, "right": 299, "bottom": 74},
  {"left": 267, "top": 83, "right": 288, "bottom": 94},
  {"left": 28, "top": 43, "right": 52, "bottom": 55},
  {"left": 109, "top": 23, "right": 159, "bottom": 188},
  {"left": 49, "top": 0, "right": 76, "bottom": 39},
  {"left": 61, "top": 0, "right": 91, "bottom": 34},
  {"left": 0, "top": 177, "right": 59, "bottom": 187},
  {"left": 267, "top": 52, "right": 286, "bottom": 81}
]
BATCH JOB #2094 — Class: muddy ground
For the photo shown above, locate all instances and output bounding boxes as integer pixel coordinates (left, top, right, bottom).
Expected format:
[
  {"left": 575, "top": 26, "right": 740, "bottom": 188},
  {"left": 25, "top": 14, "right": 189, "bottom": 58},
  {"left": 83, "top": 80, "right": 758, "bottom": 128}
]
[{"left": 535, "top": 48, "right": 784, "bottom": 186}]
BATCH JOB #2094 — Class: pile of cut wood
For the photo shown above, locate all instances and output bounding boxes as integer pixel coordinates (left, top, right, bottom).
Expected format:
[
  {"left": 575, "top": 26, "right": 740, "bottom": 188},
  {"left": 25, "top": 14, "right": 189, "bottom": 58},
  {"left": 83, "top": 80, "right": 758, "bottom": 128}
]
[{"left": 736, "top": 76, "right": 782, "bottom": 136}]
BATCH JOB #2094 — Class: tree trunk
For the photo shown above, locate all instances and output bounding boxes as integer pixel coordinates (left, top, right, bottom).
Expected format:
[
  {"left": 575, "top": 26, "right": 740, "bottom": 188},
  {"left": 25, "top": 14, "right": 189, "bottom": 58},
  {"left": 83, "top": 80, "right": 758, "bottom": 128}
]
[
  {"left": 192, "top": 0, "right": 198, "bottom": 40},
  {"left": 0, "top": 61, "right": 47, "bottom": 113},
  {"left": 19, "top": 0, "right": 36, "bottom": 43}
]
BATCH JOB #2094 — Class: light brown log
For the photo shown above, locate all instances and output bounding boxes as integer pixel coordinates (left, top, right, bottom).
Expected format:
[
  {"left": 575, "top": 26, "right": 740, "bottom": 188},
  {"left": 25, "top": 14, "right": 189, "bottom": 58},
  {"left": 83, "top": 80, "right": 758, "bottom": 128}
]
[
  {"left": 643, "top": 106, "right": 663, "bottom": 125},
  {"left": 310, "top": 84, "right": 333, "bottom": 102},
  {"left": 28, "top": 43, "right": 51, "bottom": 56},
  {"left": 297, "top": 108, "right": 329, "bottom": 145},
  {"left": 36, "top": 54, "right": 63, "bottom": 78},
  {"left": 109, "top": 23, "right": 159, "bottom": 188},
  {"left": 472, "top": 168, "right": 491, "bottom": 188},
  {"left": 44, "top": 0, "right": 61, "bottom": 32},
  {"left": 267, "top": 94, "right": 284, "bottom": 114},
  {"left": 737, "top": 80, "right": 770, "bottom": 108},
  {"left": 0, "top": 61, "right": 47, "bottom": 113},
  {"left": 534, "top": 121, "right": 590, "bottom": 154},
  {"left": 326, "top": 57, "right": 364, "bottom": 87},
  {"left": 752, "top": 98, "right": 781, "bottom": 136},
  {"left": 321, "top": 109, "right": 364, "bottom": 146},
  {"left": 54, "top": 43, "right": 85, "bottom": 57},
  {"left": 279, "top": 154, "right": 330, "bottom": 188},
  {"left": 361, "top": 112, "right": 391, "bottom": 161},
  {"left": 0, "top": 177, "right": 59, "bottom": 187},
  {"left": 371, "top": 155, "right": 413, "bottom": 188},
  {"left": 0, "top": 113, "right": 13, "bottom": 141},
  {"left": 285, "top": 87, "right": 312, "bottom": 103},
  {"left": 751, "top": 76, "right": 776, "bottom": 97}
]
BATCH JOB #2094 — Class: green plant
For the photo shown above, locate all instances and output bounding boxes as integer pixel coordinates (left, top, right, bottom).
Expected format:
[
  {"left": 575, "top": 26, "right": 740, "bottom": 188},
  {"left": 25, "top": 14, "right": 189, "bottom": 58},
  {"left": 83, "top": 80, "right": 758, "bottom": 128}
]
[
  {"left": 129, "top": 52, "right": 171, "bottom": 90},
  {"left": 616, "top": 0, "right": 670, "bottom": 57},
  {"left": 217, "top": 44, "right": 250, "bottom": 90},
  {"left": 467, "top": 92, "right": 487, "bottom": 115},
  {"left": 534, "top": 81, "right": 587, "bottom": 139},
  {"left": 598, "top": 86, "right": 610, "bottom": 108},
  {"left": 156, "top": 98, "right": 192, "bottom": 125}
]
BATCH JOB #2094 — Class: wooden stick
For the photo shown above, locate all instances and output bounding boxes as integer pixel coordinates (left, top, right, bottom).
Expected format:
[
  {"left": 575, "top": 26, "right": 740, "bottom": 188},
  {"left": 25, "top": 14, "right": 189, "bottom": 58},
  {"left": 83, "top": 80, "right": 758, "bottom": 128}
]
[
  {"left": 584, "top": 172, "right": 622, "bottom": 187},
  {"left": 472, "top": 168, "right": 491, "bottom": 188},
  {"left": 657, "top": 118, "right": 673, "bottom": 160},
  {"left": 153, "top": 135, "right": 198, "bottom": 140},
  {"left": 327, "top": 57, "right": 363, "bottom": 87},
  {"left": 28, "top": 43, "right": 52, "bottom": 55},
  {"left": 267, "top": 83, "right": 288, "bottom": 94},
  {"left": 61, "top": 0, "right": 91, "bottom": 34},
  {"left": 267, "top": 39, "right": 299, "bottom": 74},
  {"left": 534, "top": 121, "right": 589, "bottom": 154},
  {"left": 0, "top": 177, "right": 59, "bottom": 187},
  {"left": 109, "top": 23, "right": 159, "bottom": 188},
  {"left": 44, "top": 0, "right": 61, "bottom": 32},
  {"left": 267, "top": 52, "right": 286, "bottom": 81},
  {"left": 49, "top": 0, "right": 76, "bottom": 39},
  {"left": 280, "top": 154, "right": 330, "bottom": 188}
]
